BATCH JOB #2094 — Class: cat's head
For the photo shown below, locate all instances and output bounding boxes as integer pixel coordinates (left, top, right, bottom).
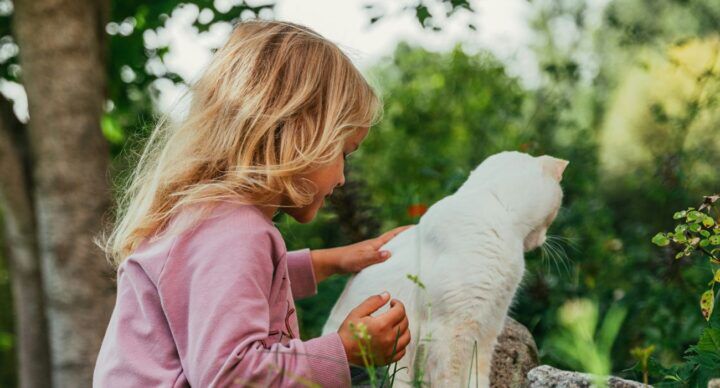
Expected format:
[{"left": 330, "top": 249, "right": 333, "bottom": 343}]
[{"left": 463, "top": 151, "right": 567, "bottom": 252}]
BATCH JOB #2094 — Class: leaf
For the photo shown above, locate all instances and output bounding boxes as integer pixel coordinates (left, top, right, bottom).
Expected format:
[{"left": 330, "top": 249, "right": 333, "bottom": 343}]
[
  {"left": 710, "top": 235, "right": 720, "bottom": 245},
  {"left": 415, "top": 5, "right": 430, "bottom": 27},
  {"left": 701, "top": 290, "right": 715, "bottom": 321},
  {"left": 652, "top": 233, "right": 670, "bottom": 246},
  {"left": 689, "top": 222, "right": 702, "bottom": 232},
  {"left": 676, "top": 252, "right": 685, "bottom": 259},
  {"left": 715, "top": 270, "right": 720, "bottom": 283},
  {"left": 674, "top": 210, "right": 687, "bottom": 219},
  {"left": 701, "top": 230, "right": 711, "bottom": 238},
  {"left": 703, "top": 216, "right": 715, "bottom": 227},
  {"left": 101, "top": 115, "right": 125, "bottom": 144},
  {"left": 688, "top": 211, "right": 702, "bottom": 222},
  {"left": 597, "top": 304, "right": 627, "bottom": 355},
  {"left": 695, "top": 327, "right": 720, "bottom": 354}
]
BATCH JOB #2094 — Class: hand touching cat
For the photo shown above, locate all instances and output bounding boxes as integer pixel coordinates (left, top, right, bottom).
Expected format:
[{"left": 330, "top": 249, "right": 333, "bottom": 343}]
[
  {"left": 310, "top": 225, "right": 414, "bottom": 282},
  {"left": 337, "top": 292, "right": 411, "bottom": 366}
]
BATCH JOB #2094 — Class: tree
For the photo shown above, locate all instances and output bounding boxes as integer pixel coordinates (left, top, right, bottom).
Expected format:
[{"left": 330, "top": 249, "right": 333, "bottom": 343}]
[{"left": 1, "top": 1, "right": 115, "bottom": 387}]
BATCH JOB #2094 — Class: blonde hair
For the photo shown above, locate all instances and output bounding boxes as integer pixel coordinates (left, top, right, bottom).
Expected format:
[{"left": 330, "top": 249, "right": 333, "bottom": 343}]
[{"left": 97, "top": 20, "right": 381, "bottom": 268}]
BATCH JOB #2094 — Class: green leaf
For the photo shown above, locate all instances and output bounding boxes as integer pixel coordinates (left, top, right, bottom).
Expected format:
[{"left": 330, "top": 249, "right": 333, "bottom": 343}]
[
  {"left": 597, "top": 304, "right": 627, "bottom": 355},
  {"left": 701, "top": 230, "right": 711, "bottom": 238},
  {"left": 703, "top": 216, "right": 715, "bottom": 227},
  {"left": 101, "top": 115, "right": 125, "bottom": 144},
  {"left": 675, "top": 224, "right": 688, "bottom": 234},
  {"left": 700, "top": 239, "right": 710, "bottom": 247},
  {"left": 710, "top": 235, "right": 720, "bottom": 245},
  {"left": 674, "top": 211, "right": 687, "bottom": 219},
  {"left": 695, "top": 327, "right": 720, "bottom": 354},
  {"left": 652, "top": 233, "right": 670, "bottom": 246},
  {"left": 689, "top": 222, "right": 702, "bottom": 232},
  {"left": 715, "top": 270, "right": 720, "bottom": 283},
  {"left": 701, "top": 290, "right": 715, "bottom": 321},
  {"left": 415, "top": 5, "right": 431, "bottom": 27},
  {"left": 676, "top": 252, "right": 685, "bottom": 259},
  {"left": 688, "top": 211, "right": 702, "bottom": 222}
]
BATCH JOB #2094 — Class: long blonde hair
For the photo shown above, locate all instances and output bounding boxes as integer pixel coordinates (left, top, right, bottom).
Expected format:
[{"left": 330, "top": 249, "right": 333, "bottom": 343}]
[{"left": 97, "top": 20, "right": 381, "bottom": 268}]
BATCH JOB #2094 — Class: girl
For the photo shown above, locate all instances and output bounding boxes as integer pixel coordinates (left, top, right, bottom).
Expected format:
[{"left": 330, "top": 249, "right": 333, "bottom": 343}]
[{"left": 93, "top": 20, "right": 411, "bottom": 387}]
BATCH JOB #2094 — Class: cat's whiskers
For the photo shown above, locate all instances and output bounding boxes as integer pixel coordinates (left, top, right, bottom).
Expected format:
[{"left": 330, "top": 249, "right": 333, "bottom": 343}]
[
  {"left": 540, "top": 235, "right": 573, "bottom": 277},
  {"left": 546, "top": 234, "right": 579, "bottom": 251}
]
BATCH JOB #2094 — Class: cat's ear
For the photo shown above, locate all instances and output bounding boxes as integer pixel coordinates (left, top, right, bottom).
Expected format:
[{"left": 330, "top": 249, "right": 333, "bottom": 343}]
[{"left": 538, "top": 155, "right": 569, "bottom": 182}]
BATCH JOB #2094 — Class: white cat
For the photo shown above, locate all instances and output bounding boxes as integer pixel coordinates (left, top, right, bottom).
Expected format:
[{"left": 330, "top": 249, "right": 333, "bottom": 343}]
[{"left": 322, "top": 151, "right": 567, "bottom": 387}]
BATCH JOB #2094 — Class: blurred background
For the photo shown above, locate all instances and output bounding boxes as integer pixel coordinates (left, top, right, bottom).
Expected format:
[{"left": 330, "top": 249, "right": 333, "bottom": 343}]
[{"left": 0, "top": 0, "right": 719, "bottom": 386}]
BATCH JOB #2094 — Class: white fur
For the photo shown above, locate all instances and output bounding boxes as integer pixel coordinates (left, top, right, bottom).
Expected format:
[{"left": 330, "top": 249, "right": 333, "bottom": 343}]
[{"left": 322, "top": 151, "right": 566, "bottom": 387}]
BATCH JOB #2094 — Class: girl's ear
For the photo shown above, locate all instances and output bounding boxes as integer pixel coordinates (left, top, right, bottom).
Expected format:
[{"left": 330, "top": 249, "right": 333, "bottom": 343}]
[{"left": 538, "top": 155, "right": 569, "bottom": 182}]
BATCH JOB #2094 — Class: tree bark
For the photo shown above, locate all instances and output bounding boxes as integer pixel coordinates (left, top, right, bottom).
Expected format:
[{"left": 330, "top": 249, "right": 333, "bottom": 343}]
[
  {"left": 0, "top": 96, "right": 52, "bottom": 388},
  {"left": 12, "top": 0, "right": 115, "bottom": 386}
]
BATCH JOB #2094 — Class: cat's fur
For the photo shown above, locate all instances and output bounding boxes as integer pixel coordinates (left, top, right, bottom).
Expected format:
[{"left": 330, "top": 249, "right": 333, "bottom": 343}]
[{"left": 322, "top": 151, "right": 567, "bottom": 387}]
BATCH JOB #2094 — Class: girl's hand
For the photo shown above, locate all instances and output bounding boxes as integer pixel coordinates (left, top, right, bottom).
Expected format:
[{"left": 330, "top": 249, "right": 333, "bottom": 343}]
[
  {"left": 310, "top": 225, "right": 414, "bottom": 282},
  {"left": 338, "top": 292, "right": 411, "bottom": 366}
]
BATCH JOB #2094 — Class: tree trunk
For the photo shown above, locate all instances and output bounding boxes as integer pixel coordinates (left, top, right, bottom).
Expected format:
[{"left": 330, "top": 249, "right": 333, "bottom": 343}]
[
  {"left": 0, "top": 96, "right": 52, "bottom": 388},
  {"left": 12, "top": 0, "right": 115, "bottom": 386}
]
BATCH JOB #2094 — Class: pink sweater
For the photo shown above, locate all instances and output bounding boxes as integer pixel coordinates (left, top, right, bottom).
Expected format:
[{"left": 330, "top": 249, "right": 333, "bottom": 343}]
[{"left": 93, "top": 202, "right": 351, "bottom": 387}]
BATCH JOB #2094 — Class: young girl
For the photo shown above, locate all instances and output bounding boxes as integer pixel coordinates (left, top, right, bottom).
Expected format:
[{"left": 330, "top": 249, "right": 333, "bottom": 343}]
[{"left": 93, "top": 20, "right": 411, "bottom": 387}]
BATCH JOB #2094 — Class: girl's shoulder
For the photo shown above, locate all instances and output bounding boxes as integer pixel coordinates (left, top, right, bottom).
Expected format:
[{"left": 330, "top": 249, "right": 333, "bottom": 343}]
[
  {"left": 126, "top": 201, "right": 285, "bottom": 285},
  {"left": 172, "top": 201, "right": 284, "bottom": 251}
]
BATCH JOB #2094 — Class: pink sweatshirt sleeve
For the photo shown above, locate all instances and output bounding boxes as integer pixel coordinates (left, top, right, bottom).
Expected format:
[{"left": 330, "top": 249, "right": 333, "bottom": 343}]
[
  {"left": 286, "top": 248, "right": 317, "bottom": 299},
  {"left": 159, "top": 222, "right": 350, "bottom": 387}
]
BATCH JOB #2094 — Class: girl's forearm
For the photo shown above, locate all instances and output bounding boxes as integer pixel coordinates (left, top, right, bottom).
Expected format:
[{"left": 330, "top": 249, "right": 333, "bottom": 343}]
[{"left": 309, "top": 248, "right": 341, "bottom": 283}]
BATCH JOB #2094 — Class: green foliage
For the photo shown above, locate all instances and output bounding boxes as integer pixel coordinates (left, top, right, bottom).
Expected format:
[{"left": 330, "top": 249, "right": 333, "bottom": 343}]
[
  {"left": 545, "top": 299, "right": 627, "bottom": 382},
  {"left": 357, "top": 43, "right": 530, "bottom": 229},
  {"left": 636, "top": 196, "right": 720, "bottom": 386},
  {"left": 630, "top": 345, "right": 655, "bottom": 385},
  {"left": 651, "top": 195, "right": 720, "bottom": 321}
]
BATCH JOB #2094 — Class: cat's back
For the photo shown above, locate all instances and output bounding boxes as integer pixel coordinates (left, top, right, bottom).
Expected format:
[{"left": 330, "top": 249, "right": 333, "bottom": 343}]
[{"left": 322, "top": 226, "right": 420, "bottom": 334}]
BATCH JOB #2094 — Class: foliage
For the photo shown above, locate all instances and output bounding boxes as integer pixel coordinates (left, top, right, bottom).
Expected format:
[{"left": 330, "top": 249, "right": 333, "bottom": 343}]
[
  {"left": 630, "top": 345, "right": 655, "bottom": 385},
  {"left": 364, "top": 0, "right": 474, "bottom": 31},
  {"left": 545, "top": 299, "right": 627, "bottom": 380},
  {"left": 652, "top": 195, "right": 720, "bottom": 320},
  {"left": 634, "top": 195, "right": 720, "bottom": 387}
]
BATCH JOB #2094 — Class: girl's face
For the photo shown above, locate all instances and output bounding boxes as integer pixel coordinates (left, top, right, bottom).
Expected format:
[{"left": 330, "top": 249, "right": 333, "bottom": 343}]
[{"left": 285, "top": 127, "right": 369, "bottom": 223}]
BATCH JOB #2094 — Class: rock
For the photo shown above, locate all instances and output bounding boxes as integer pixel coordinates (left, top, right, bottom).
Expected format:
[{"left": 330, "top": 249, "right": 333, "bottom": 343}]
[
  {"left": 527, "top": 365, "right": 649, "bottom": 388},
  {"left": 490, "top": 317, "right": 540, "bottom": 387},
  {"left": 709, "top": 379, "right": 720, "bottom": 388}
]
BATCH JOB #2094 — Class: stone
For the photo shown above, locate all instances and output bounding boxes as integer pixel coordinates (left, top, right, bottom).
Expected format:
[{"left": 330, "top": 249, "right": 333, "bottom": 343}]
[
  {"left": 527, "top": 365, "right": 649, "bottom": 388},
  {"left": 490, "top": 317, "right": 540, "bottom": 387},
  {"left": 709, "top": 379, "right": 720, "bottom": 388}
]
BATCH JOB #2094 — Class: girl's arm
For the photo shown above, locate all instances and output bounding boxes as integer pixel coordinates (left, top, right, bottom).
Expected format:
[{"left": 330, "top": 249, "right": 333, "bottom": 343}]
[
  {"left": 305, "top": 225, "right": 415, "bottom": 283},
  {"left": 285, "top": 248, "right": 317, "bottom": 299}
]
